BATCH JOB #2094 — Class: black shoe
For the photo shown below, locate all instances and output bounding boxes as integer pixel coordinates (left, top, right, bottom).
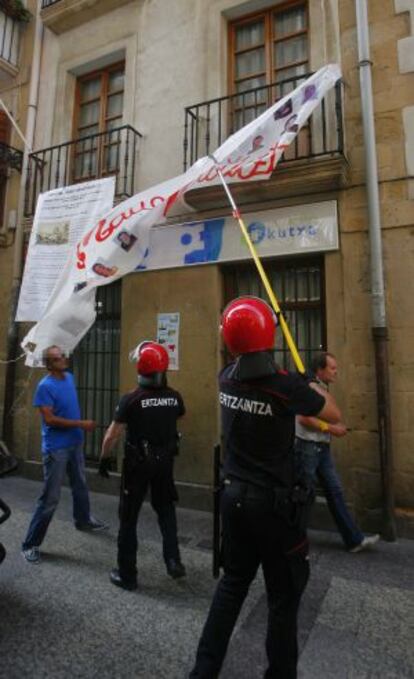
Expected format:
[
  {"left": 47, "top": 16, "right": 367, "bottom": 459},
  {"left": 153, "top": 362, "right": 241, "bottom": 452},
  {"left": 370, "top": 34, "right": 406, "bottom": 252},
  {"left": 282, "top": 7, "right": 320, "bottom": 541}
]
[
  {"left": 166, "top": 559, "right": 186, "bottom": 579},
  {"left": 110, "top": 568, "right": 137, "bottom": 591}
]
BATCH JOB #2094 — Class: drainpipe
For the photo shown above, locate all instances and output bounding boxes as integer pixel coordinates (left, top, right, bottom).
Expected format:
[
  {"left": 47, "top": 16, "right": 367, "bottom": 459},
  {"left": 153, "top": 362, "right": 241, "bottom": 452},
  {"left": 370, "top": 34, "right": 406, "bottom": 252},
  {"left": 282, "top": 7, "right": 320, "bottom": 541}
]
[
  {"left": 2, "top": 3, "right": 43, "bottom": 447},
  {"left": 355, "top": 0, "right": 396, "bottom": 540}
]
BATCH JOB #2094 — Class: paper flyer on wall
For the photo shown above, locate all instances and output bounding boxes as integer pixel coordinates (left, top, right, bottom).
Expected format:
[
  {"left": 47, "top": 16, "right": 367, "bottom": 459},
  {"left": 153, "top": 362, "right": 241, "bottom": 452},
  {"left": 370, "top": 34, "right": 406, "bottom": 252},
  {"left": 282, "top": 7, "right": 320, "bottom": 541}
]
[{"left": 157, "top": 313, "right": 180, "bottom": 370}]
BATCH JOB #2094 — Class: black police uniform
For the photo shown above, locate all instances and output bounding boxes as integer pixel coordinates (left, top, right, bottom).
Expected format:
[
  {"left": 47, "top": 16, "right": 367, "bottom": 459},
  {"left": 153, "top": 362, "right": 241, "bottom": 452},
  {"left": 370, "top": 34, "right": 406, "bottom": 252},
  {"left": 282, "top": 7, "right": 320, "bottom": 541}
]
[
  {"left": 114, "top": 385, "right": 185, "bottom": 584},
  {"left": 190, "top": 355, "right": 325, "bottom": 679}
]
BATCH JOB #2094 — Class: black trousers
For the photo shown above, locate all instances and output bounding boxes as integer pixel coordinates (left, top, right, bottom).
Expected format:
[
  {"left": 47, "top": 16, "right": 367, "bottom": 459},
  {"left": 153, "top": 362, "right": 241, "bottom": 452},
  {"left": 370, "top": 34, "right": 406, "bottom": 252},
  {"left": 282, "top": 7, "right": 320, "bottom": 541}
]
[
  {"left": 117, "top": 453, "right": 180, "bottom": 582},
  {"left": 190, "top": 480, "right": 310, "bottom": 679}
]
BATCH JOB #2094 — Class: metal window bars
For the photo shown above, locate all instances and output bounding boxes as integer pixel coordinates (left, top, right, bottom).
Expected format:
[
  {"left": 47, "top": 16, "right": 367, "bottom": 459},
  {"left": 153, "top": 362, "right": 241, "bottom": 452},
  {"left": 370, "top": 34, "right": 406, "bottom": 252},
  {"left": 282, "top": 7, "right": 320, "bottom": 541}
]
[
  {"left": 24, "top": 124, "right": 142, "bottom": 217},
  {"left": 183, "top": 72, "right": 344, "bottom": 171}
]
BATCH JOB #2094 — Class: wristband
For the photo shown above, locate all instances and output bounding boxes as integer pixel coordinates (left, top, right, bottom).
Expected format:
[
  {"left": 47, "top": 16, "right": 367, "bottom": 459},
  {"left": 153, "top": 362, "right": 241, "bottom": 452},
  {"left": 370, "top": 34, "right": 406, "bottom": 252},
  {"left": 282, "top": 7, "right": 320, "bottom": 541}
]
[{"left": 319, "top": 421, "right": 329, "bottom": 432}]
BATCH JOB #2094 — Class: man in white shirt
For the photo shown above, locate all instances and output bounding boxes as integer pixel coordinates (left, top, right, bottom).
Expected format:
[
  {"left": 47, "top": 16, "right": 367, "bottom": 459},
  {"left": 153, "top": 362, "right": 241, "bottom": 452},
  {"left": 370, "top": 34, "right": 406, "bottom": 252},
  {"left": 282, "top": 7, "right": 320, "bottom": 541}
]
[{"left": 295, "top": 352, "right": 379, "bottom": 553}]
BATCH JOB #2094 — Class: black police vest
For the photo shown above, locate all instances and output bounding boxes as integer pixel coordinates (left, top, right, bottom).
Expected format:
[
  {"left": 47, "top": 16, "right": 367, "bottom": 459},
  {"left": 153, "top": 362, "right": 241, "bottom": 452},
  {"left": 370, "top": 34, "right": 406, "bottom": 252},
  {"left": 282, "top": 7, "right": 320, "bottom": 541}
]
[
  {"left": 114, "top": 386, "right": 185, "bottom": 449},
  {"left": 219, "top": 361, "right": 321, "bottom": 489}
]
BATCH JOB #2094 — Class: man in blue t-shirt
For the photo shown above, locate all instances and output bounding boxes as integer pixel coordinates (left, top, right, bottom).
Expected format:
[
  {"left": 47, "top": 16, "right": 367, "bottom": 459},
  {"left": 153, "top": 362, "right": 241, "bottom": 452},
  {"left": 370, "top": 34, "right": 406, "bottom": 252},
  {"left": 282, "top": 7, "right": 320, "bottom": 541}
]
[{"left": 22, "top": 345, "right": 107, "bottom": 564}]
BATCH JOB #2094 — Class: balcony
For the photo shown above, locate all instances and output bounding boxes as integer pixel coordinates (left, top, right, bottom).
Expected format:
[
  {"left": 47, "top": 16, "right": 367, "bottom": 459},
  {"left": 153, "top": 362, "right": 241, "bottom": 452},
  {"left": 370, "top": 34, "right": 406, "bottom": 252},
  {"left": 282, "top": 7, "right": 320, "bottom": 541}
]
[
  {"left": 41, "top": 0, "right": 134, "bottom": 34},
  {"left": 24, "top": 124, "right": 142, "bottom": 217},
  {"left": 183, "top": 74, "right": 348, "bottom": 209},
  {"left": 0, "top": 8, "right": 21, "bottom": 78},
  {"left": 0, "top": 141, "right": 23, "bottom": 173}
]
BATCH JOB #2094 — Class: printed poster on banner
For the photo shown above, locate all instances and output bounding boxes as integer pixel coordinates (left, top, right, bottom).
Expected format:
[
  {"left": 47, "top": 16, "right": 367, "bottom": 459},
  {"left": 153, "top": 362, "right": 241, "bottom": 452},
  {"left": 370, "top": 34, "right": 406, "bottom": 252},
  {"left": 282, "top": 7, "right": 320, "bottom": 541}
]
[
  {"left": 16, "top": 177, "right": 116, "bottom": 322},
  {"left": 157, "top": 313, "right": 180, "bottom": 371}
]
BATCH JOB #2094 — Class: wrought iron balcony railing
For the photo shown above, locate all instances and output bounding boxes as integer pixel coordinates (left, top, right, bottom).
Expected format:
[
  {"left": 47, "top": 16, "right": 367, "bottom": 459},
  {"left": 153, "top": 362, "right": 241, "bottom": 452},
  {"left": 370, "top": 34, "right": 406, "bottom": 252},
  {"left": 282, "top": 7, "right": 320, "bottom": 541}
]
[
  {"left": 24, "top": 124, "right": 142, "bottom": 217},
  {"left": 0, "top": 141, "right": 23, "bottom": 172},
  {"left": 41, "top": 0, "right": 62, "bottom": 7},
  {"left": 0, "top": 9, "right": 20, "bottom": 67},
  {"left": 183, "top": 73, "right": 344, "bottom": 171}
]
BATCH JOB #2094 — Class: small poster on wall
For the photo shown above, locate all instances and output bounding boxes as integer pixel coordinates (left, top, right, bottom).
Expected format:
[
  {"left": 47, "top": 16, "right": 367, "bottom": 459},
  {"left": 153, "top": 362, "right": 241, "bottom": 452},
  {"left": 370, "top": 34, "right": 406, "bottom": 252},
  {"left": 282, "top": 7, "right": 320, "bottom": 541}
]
[{"left": 157, "top": 312, "right": 180, "bottom": 371}]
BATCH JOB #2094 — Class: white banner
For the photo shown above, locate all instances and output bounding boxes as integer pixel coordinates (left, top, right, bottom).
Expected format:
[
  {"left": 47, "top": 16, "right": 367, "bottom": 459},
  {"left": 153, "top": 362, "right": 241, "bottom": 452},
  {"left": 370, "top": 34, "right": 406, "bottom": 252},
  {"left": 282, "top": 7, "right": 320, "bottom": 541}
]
[
  {"left": 21, "top": 65, "right": 341, "bottom": 366},
  {"left": 16, "top": 178, "right": 115, "bottom": 322},
  {"left": 136, "top": 201, "right": 338, "bottom": 272}
]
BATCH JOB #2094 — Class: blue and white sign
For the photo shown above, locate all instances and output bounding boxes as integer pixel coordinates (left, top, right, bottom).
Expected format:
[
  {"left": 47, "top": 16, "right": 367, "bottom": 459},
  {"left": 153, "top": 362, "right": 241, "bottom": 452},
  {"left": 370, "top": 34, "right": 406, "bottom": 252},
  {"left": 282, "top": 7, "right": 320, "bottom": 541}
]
[{"left": 136, "top": 201, "right": 338, "bottom": 272}]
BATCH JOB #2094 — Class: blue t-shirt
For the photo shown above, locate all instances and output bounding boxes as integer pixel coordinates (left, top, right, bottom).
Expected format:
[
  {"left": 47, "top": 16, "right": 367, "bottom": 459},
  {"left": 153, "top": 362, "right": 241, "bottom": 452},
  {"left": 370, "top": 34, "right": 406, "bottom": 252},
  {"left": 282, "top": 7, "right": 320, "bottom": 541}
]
[{"left": 33, "top": 371, "right": 84, "bottom": 453}]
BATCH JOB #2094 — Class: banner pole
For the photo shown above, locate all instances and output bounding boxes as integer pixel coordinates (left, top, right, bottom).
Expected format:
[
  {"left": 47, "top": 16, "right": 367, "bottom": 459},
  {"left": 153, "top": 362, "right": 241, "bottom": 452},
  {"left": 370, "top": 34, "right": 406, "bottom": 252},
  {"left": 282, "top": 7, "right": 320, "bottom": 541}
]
[{"left": 210, "top": 156, "right": 305, "bottom": 374}]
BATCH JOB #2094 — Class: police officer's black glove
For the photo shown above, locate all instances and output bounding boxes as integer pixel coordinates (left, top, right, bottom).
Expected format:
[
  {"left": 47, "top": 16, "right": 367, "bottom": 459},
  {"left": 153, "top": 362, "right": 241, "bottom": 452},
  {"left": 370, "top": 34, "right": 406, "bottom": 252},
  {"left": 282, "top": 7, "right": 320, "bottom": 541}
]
[{"left": 98, "top": 457, "right": 113, "bottom": 479}]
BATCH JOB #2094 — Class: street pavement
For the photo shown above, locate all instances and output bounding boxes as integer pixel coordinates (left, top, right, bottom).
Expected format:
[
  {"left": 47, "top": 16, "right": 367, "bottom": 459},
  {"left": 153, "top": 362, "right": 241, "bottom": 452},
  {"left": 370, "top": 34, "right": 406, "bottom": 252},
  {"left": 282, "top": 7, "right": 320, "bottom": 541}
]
[{"left": 0, "top": 475, "right": 413, "bottom": 679}]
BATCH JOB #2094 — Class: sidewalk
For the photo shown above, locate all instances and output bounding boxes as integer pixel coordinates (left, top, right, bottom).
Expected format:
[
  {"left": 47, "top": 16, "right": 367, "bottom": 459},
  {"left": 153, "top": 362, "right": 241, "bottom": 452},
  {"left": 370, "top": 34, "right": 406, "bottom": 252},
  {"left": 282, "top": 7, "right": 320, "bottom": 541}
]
[{"left": 0, "top": 475, "right": 413, "bottom": 679}]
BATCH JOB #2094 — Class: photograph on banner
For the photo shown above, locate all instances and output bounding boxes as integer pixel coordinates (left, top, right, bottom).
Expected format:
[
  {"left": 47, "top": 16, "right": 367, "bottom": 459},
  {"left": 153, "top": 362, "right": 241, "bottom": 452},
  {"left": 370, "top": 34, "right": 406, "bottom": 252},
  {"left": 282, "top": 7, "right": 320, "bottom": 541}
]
[
  {"left": 136, "top": 201, "right": 338, "bottom": 273},
  {"left": 16, "top": 177, "right": 116, "bottom": 322},
  {"left": 157, "top": 313, "right": 180, "bottom": 371}
]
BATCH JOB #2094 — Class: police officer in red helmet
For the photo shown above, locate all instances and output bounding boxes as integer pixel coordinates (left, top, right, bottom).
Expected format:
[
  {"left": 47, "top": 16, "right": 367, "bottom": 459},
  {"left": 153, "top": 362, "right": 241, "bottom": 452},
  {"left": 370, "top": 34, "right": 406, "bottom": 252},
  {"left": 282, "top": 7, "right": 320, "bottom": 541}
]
[
  {"left": 99, "top": 341, "right": 186, "bottom": 590},
  {"left": 190, "top": 297, "right": 341, "bottom": 678}
]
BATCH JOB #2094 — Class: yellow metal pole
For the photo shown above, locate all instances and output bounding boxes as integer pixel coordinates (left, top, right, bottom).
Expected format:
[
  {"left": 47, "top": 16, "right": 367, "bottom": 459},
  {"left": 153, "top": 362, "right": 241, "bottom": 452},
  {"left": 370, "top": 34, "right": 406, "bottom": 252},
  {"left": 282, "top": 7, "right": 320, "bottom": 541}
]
[{"left": 213, "top": 160, "right": 305, "bottom": 374}]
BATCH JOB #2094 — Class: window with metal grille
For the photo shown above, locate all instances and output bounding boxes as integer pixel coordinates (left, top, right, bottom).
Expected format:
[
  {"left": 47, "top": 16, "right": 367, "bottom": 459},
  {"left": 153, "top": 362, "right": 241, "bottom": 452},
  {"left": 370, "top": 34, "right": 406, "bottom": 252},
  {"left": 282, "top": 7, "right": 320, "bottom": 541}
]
[
  {"left": 228, "top": 2, "right": 309, "bottom": 156},
  {"left": 222, "top": 256, "right": 325, "bottom": 371},
  {"left": 73, "top": 62, "right": 125, "bottom": 183},
  {"left": 0, "top": 110, "right": 10, "bottom": 228},
  {"left": 72, "top": 280, "right": 121, "bottom": 462}
]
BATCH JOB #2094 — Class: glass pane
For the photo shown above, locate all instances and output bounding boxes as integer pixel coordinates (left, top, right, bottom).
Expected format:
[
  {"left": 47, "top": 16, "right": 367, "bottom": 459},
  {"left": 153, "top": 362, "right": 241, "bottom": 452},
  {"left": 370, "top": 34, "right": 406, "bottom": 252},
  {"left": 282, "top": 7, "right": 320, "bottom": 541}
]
[
  {"left": 275, "top": 64, "right": 307, "bottom": 98},
  {"left": 108, "top": 69, "right": 124, "bottom": 93},
  {"left": 284, "top": 268, "right": 296, "bottom": 301},
  {"left": 75, "top": 135, "right": 98, "bottom": 153},
  {"left": 105, "top": 118, "right": 122, "bottom": 134},
  {"left": 274, "top": 7, "right": 306, "bottom": 38},
  {"left": 275, "top": 35, "right": 307, "bottom": 69},
  {"left": 75, "top": 151, "right": 97, "bottom": 179},
  {"left": 309, "top": 268, "right": 321, "bottom": 300},
  {"left": 79, "top": 101, "right": 100, "bottom": 127},
  {"left": 107, "top": 92, "right": 124, "bottom": 117},
  {"left": 77, "top": 124, "right": 99, "bottom": 140},
  {"left": 295, "top": 310, "right": 310, "bottom": 352},
  {"left": 310, "top": 310, "right": 322, "bottom": 350},
  {"left": 235, "top": 76, "right": 267, "bottom": 107},
  {"left": 79, "top": 77, "right": 101, "bottom": 102},
  {"left": 236, "top": 47, "right": 265, "bottom": 78},
  {"left": 275, "top": 63, "right": 308, "bottom": 84},
  {"left": 235, "top": 20, "right": 264, "bottom": 50},
  {"left": 103, "top": 143, "right": 120, "bottom": 172},
  {"left": 269, "top": 269, "right": 283, "bottom": 301},
  {"left": 234, "top": 106, "right": 265, "bottom": 130},
  {"left": 296, "top": 268, "right": 309, "bottom": 301}
]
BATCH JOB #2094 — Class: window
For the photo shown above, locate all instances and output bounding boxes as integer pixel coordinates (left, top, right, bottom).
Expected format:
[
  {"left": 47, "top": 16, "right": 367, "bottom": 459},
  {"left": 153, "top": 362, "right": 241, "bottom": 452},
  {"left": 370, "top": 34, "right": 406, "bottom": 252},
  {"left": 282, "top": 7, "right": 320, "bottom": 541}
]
[
  {"left": 229, "top": 2, "right": 308, "bottom": 129},
  {"left": 0, "top": 111, "right": 10, "bottom": 228},
  {"left": 73, "top": 62, "right": 125, "bottom": 182},
  {"left": 222, "top": 256, "right": 325, "bottom": 371},
  {"left": 72, "top": 281, "right": 121, "bottom": 462}
]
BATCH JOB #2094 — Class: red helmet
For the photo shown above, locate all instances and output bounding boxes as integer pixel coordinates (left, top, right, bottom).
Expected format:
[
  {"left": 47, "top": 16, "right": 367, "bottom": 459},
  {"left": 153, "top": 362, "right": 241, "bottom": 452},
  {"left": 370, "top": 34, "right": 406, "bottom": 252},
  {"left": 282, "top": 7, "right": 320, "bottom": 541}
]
[
  {"left": 221, "top": 296, "right": 276, "bottom": 355},
  {"left": 136, "top": 342, "right": 169, "bottom": 375}
]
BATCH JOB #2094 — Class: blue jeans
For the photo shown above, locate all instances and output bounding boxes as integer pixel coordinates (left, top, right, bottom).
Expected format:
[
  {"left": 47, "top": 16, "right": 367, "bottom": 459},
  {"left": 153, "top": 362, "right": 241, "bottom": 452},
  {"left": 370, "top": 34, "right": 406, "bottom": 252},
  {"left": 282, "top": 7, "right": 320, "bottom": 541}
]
[
  {"left": 22, "top": 445, "right": 91, "bottom": 549},
  {"left": 294, "top": 438, "right": 364, "bottom": 549}
]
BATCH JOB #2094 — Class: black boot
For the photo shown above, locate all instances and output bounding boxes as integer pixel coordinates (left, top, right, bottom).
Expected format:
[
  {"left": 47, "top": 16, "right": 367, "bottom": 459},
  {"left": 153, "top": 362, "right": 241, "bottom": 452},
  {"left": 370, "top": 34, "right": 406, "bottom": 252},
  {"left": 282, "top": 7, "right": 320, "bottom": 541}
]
[
  {"left": 110, "top": 568, "right": 138, "bottom": 591},
  {"left": 166, "top": 558, "right": 186, "bottom": 579}
]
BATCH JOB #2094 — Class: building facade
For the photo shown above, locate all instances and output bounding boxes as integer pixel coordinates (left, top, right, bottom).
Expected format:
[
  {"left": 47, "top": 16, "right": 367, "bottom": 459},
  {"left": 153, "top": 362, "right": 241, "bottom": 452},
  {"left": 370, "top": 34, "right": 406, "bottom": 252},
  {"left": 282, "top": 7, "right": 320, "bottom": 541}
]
[{"left": 1, "top": 0, "right": 413, "bottom": 533}]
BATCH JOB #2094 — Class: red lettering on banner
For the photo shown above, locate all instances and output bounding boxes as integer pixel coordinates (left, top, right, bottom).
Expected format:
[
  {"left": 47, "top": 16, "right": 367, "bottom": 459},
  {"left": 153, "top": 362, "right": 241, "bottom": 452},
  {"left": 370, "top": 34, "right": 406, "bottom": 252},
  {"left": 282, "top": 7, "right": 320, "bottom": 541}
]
[
  {"left": 95, "top": 218, "right": 113, "bottom": 242},
  {"left": 76, "top": 243, "right": 86, "bottom": 270},
  {"left": 196, "top": 145, "right": 277, "bottom": 185},
  {"left": 75, "top": 193, "right": 168, "bottom": 268},
  {"left": 82, "top": 227, "right": 94, "bottom": 248}
]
